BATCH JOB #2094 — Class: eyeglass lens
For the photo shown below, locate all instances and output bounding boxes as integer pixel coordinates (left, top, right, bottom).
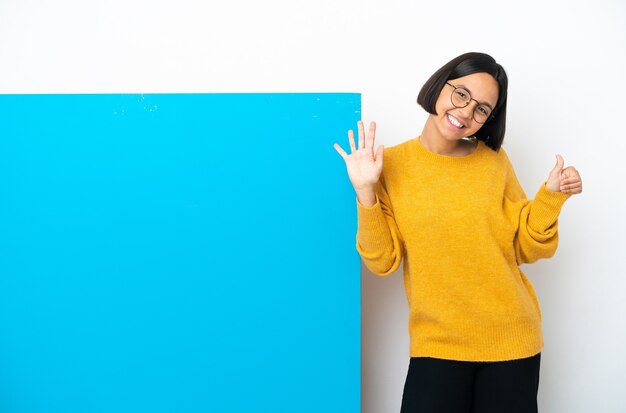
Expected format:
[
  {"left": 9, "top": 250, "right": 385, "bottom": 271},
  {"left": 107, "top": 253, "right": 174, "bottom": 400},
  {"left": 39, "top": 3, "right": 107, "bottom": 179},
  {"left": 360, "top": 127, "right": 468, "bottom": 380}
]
[{"left": 450, "top": 88, "right": 492, "bottom": 124}]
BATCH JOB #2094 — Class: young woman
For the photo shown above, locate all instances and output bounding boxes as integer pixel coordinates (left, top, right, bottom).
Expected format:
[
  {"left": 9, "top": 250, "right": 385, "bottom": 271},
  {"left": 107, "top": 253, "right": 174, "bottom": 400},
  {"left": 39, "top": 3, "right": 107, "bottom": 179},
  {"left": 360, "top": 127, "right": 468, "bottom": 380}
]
[{"left": 334, "top": 52, "right": 583, "bottom": 412}]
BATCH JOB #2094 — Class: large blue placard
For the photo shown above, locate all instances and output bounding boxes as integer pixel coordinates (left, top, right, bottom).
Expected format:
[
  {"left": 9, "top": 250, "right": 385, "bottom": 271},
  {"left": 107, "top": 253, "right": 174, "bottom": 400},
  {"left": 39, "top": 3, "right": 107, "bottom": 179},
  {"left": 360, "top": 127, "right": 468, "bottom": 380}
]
[{"left": 0, "top": 94, "right": 361, "bottom": 412}]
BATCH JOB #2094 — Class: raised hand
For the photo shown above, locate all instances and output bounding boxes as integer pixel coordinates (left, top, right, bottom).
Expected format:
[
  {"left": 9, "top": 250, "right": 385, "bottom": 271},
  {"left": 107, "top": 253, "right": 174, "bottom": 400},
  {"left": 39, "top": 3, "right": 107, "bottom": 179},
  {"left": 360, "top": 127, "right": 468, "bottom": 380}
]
[
  {"left": 334, "top": 121, "right": 384, "bottom": 206},
  {"left": 546, "top": 154, "right": 583, "bottom": 194}
]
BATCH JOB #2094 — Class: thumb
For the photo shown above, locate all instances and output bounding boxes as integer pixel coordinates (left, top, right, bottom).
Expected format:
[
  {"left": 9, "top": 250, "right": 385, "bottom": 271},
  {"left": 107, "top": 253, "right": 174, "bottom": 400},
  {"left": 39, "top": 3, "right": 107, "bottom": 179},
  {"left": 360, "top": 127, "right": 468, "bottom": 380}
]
[
  {"left": 375, "top": 145, "right": 384, "bottom": 164},
  {"left": 551, "top": 154, "right": 564, "bottom": 175}
]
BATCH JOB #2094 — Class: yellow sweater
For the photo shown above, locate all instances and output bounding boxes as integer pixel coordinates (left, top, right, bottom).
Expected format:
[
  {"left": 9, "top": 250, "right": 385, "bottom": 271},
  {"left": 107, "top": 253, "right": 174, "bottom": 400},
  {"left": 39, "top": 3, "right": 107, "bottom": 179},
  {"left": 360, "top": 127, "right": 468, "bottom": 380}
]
[{"left": 357, "top": 137, "right": 570, "bottom": 362}]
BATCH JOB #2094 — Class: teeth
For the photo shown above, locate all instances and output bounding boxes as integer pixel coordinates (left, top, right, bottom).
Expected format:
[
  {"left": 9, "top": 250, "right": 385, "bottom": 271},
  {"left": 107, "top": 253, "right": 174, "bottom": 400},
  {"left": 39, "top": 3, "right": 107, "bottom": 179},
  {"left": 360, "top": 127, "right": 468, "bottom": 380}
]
[{"left": 448, "top": 114, "right": 463, "bottom": 128}]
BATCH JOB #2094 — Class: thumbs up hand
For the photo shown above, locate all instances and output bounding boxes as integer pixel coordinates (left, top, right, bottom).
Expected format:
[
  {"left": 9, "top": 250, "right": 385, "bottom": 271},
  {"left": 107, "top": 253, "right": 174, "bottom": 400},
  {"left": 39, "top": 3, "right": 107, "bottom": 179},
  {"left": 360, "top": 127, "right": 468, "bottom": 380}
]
[{"left": 546, "top": 154, "right": 583, "bottom": 194}]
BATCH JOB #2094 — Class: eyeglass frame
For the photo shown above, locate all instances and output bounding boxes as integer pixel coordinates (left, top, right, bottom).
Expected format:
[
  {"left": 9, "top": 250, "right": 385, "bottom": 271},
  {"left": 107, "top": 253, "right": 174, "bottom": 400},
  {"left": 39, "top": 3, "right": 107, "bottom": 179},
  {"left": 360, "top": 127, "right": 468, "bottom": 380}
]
[{"left": 445, "top": 82, "right": 495, "bottom": 124}]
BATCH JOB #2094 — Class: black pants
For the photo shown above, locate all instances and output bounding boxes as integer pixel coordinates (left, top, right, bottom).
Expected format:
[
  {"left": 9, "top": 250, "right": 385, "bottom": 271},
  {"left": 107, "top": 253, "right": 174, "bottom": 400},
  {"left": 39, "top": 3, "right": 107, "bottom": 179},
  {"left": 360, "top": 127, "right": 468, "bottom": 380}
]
[{"left": 400, "top": 353, "right": 541, "bottom": 413}]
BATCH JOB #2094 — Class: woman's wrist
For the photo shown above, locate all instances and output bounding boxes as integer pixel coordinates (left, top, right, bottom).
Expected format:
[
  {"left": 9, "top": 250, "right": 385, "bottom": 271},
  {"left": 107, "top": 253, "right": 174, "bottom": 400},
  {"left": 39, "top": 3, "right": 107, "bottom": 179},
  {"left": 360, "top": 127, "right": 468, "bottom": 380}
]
[{"left": 356, "top": 188, "right": 377, "bottom": 208}]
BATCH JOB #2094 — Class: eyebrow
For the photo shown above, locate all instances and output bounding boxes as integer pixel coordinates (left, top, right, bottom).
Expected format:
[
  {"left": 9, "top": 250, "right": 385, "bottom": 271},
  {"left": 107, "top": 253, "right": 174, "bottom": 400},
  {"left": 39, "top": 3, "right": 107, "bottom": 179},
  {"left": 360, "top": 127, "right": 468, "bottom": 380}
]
[{"left": 454, "top": 84, "right": 496, "bottom": 110}]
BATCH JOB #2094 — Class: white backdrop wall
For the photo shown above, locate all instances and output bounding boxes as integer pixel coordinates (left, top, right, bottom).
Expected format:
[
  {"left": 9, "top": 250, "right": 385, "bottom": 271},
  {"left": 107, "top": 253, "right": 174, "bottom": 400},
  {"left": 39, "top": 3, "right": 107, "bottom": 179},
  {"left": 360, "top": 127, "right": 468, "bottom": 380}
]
[{"left": 1, "top": 0, "right": 624, "bottom": 411}]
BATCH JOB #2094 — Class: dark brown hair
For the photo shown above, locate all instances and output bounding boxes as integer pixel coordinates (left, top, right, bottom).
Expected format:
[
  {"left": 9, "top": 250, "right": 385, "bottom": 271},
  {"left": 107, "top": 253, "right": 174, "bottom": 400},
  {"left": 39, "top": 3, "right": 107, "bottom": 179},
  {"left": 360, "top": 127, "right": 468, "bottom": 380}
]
[{"left": 417, "top": 52, "right": 508, "bottom": 151}]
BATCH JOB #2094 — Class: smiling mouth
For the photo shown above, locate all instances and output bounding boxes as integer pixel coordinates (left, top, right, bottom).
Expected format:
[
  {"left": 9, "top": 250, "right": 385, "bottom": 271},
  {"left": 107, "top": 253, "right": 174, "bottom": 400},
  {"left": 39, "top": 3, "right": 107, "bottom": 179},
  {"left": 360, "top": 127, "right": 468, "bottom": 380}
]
[{"left": 447, "top": 114, "right": 465, "bottom": 129}]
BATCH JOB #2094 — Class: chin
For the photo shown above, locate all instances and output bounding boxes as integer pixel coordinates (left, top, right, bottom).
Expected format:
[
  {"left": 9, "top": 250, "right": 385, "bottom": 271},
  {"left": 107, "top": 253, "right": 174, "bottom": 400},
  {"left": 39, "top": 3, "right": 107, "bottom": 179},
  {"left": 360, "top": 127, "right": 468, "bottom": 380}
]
[{"left": 440, "top": 122, "right": 472, "bottom": 141}]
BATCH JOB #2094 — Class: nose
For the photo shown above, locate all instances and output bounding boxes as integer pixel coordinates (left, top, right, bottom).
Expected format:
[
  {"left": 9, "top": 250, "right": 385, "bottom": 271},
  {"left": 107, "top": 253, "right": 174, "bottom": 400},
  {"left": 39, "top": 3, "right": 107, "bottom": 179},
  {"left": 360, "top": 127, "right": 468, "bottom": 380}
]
[{"left": 457, "top": 102, "right": 476, "bottom": 122}]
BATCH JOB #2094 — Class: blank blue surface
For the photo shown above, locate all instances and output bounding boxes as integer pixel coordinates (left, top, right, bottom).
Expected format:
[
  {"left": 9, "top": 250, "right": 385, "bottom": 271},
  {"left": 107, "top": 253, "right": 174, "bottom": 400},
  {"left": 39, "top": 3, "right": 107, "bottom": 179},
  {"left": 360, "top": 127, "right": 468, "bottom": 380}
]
[{"left": 0, "top": 94, "right": 361, "bottom": 413}]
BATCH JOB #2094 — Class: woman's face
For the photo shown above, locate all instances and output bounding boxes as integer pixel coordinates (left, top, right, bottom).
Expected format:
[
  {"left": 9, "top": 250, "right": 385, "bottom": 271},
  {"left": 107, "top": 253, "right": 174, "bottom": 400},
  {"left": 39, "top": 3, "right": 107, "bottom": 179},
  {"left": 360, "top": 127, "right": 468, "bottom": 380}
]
[{"left": 432, "top": 72, "right": 499, "bottom": 141}]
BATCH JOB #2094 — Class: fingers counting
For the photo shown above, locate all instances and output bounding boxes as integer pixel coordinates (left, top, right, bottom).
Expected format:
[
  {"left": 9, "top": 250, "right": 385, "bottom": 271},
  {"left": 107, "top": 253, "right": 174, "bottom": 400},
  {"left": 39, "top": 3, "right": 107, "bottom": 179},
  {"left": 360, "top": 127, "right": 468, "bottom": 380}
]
[
  {"left": 546, "top": 155, "right": 583, "bottom": 195},
  {"left": 333, "top": 120, "right": 384, "bottom": 193},
  {"left": 559, "top": 166, "right": 583, "bottom": 194}
]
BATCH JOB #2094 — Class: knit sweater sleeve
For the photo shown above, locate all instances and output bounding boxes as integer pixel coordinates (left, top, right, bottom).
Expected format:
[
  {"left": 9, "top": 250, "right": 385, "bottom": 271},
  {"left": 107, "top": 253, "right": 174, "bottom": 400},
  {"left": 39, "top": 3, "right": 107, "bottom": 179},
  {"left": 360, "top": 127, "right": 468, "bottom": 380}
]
[
  {"left": 355, "top": 174, "right": 404, "bottom": 276},
  {"left": 502, "top": 153, "right": 571, "bottom": 264}
]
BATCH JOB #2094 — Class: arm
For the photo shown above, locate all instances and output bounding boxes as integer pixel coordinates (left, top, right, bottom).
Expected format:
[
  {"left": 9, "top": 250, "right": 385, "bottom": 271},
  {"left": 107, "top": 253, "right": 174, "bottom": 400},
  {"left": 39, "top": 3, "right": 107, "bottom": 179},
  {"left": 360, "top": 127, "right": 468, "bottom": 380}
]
[
  {"left": 356, "top": 174, "right": 404, "bottom": 276},
  {"left": 335, "top": 121, "right": 403, "bottom": 275},
  {"left": 503, "top": 154, "right": 571, "bottom": 264}
]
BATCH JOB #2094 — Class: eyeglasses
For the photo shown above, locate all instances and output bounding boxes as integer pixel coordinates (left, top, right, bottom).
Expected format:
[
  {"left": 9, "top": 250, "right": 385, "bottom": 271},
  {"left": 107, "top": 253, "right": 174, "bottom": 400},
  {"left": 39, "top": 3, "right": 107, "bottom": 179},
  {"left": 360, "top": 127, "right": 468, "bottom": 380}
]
[{"left": 445, "top": 82, "right": 494, "bottom": 124}]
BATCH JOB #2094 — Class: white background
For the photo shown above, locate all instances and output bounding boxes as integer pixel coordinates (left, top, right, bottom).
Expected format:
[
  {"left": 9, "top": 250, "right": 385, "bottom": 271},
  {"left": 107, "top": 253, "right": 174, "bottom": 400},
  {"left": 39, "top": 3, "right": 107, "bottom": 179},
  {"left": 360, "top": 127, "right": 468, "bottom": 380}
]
[{"left": 1, "top": 0, "right": 624, "bottom": 411}]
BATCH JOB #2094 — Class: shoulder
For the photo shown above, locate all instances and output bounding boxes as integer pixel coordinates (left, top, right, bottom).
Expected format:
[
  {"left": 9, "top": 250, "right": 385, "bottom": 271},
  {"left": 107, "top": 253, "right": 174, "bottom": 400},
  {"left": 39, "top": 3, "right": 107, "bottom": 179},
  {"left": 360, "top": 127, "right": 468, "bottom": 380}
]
[
  {"left": 384, "top": 137, "right": 416, "bottom": 156},
  {"left": 383, "top": 137, "right": 418, "bottom": 164},
  {"left": 381, "top": 138, "right": 418, "bottom": 175},
  {"left": 479, "top": 142, "right": 513, "bottom": 170},
  {"left": 486, "top": 145, "right": 525, "bottom": 196}
]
